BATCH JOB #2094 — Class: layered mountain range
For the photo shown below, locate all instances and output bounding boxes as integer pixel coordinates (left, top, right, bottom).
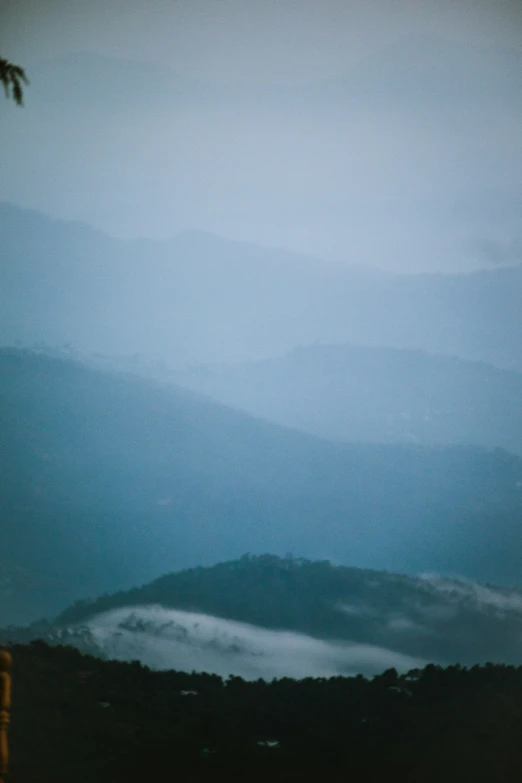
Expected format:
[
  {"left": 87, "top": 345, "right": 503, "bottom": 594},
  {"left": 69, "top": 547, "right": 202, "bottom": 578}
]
[
  {"left": 2, "top": 349, "right": 522, "bottom": 627},
  {"left": 1, "top": 203, "right": 521, "bottom": 369},
  {"left": 2, "top": 33, "right": 521, "bottom": 269},
  {"left": 171, "top": 344, "right": 522, "bottom": 453}
]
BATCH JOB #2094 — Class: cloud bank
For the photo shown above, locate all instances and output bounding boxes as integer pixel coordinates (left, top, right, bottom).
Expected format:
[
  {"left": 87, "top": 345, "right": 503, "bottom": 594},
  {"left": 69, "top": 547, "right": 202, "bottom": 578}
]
[{"left": 84, "top": 605, "right": 424, "bottom": 679}]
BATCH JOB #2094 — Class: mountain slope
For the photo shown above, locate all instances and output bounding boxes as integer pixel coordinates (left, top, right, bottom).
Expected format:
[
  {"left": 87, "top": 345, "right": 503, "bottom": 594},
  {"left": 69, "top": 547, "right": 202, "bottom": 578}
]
[
  {"left": 172, "top": 344, "right": 522, "bottom": 454},
  {"left": 1, "top": 203, "right": 522, "bottom": 369},
  {"left": 0, "top": 202, "right": 388, "bottom": 364},
  {"left": 2, "top": 349, "right": 522, "bottom": 625}
]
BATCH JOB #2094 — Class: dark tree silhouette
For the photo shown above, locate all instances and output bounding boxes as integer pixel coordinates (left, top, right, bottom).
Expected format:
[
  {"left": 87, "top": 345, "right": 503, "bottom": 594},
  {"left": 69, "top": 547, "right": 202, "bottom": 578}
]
[{"left": 1, "top": 58, "right": 28, "bottom": 105}]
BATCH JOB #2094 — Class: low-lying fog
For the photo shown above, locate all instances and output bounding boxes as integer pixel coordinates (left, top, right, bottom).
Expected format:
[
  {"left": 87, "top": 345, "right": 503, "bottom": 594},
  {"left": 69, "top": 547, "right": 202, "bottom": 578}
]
[{"left": 82, "top": 606, "right": 424, "bottom": 680}]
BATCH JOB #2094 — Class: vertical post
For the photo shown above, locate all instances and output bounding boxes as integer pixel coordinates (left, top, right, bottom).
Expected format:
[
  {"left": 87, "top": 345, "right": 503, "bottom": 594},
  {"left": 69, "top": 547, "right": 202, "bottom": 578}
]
[{"left": 0, "top": 650, "right": 12, "bottom": 783}]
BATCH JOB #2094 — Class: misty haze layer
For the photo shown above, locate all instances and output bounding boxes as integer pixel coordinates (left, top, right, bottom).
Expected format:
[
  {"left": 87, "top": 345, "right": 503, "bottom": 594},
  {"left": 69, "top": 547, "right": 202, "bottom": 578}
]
[
  {"left": 2, "top": 204, "right": 522, "bottom": 370},
  {"left": 173, "top": 344, "right": 522, "bottom": 454},
  {"left": 75, "top": 606, "right": 424, "bottom": 680},
  {"left": 0, "top": 30, "right": 521, "bottom": 273}
]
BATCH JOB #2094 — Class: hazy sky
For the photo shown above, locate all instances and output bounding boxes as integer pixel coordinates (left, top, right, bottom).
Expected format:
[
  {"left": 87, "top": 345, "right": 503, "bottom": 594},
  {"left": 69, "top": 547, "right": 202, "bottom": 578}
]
[
  {"left": 2, "top": 0, "right": 522, "bottom": 83},
  {"left": 1, "top": 0, "right": 522, "bottom": 272}
]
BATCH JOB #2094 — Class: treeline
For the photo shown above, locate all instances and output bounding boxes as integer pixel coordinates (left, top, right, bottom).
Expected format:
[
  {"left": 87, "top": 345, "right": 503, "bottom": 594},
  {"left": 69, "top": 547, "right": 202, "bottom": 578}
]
[{"left": 6, "top": 640, "right": 522, "bottom": 782}]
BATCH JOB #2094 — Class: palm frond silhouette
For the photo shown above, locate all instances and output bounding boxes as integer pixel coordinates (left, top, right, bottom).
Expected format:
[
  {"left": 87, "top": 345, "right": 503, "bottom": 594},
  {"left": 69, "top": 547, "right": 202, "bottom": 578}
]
[{"left": 1, "top": 58, "right": 29, "bottom": 105}]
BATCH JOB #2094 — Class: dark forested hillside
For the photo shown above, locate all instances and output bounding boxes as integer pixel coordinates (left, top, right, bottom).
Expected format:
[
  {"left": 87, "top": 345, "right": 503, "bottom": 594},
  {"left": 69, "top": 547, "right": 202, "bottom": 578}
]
[
  {"left": 51, "top": 555, "right": 522, "bottom": 667},
  {"left": 7, "top": 641, "right": 522, "bottom": 782},
  {"left": 2, "top": 348, "right": 522, "bottom": 625}
]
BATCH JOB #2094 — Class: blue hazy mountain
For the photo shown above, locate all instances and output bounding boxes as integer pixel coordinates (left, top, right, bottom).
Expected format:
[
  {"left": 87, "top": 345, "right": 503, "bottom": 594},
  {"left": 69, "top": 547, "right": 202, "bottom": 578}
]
[
  {"left": 1, "top": 203, "right": 521, "bottom": 370},
  {"left": 171, "top": 344, "right": 522, "bottom": 455},
  {"left": 25, "top": 36, "right": 521, "bottom": 111},
  {"left": 2, "top": 348, "right": 522, "bottom": 625},
  {"left": 2, "top": 33, "right": 520, "bottom": 270}
]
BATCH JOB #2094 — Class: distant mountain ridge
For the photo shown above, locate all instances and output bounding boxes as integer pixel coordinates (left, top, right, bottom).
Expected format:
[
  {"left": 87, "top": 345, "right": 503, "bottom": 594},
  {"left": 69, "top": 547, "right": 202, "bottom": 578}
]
[
  {"left": 29, "top": 34, "right": 522, "bottom": 110},
  {"left": 322, "top": 33, "right": 522, "bottom": 107},
  {"left": 171, "top": 344, "right": 522, "bottom": 454},
  {"left": 1, "top": 203, "right": 522, "bottom": 369},
  {"left": 3, "top": 29, "right": 520, "bottom": 268}
]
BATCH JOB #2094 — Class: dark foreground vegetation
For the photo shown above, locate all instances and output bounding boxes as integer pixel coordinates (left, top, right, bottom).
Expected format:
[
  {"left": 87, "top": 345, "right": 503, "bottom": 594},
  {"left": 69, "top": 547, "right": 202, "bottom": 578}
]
[{"left": 7, "top": 641, "right": 522, "bottom": 782}]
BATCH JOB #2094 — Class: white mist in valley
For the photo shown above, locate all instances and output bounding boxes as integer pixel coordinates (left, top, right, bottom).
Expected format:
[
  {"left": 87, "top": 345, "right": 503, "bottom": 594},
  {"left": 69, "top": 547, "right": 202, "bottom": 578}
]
[{"left": 83, "top": 605, "right": 424, "bottom": 680}]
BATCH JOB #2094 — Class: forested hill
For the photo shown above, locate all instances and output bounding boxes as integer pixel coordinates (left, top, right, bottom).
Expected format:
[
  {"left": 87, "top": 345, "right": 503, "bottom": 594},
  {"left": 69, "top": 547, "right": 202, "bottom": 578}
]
[
  {"left": 3, "top": 348, "right": 522, "bottom": 625},
  {"left": 54, "top": 554, "right": 522, "bottom": 666},
  {"left": 7, "top": 640, "right": 522, "bottom": 782}
]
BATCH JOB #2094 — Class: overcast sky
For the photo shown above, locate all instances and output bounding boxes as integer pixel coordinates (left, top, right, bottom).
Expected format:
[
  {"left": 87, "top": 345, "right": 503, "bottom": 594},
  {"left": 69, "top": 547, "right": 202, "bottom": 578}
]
[
  {"left": 2, "top": 0, "right": 522, "bottom": 83},
  {"left": 1, "top": 0, "right": 522, "bottom": 272}
]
